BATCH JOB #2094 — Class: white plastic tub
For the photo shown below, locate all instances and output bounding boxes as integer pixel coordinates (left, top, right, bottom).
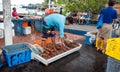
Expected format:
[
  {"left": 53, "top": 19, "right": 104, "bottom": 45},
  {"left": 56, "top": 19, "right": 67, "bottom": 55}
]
[
  {"left": 23, "top": 26, "right": 31, "bottom": 35},
  {"left": 32, "top": 44, "right": 82, "bottom": 66}
]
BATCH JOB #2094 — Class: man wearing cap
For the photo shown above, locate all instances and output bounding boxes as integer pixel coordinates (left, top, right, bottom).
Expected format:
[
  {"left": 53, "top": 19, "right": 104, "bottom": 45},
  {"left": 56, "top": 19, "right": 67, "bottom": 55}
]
[{"left": 42, "top": 13, "right": 73, "bottom": 45}]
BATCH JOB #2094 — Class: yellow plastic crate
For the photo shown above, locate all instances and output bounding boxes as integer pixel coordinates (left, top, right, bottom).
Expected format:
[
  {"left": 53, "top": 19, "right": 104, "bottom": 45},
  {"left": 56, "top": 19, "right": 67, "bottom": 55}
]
[
  {"left": 95, "top": 38, "right": 104, "bottom": 50},
  {"left": 105, "top": 38, "right": 120, "bottom": 60}
]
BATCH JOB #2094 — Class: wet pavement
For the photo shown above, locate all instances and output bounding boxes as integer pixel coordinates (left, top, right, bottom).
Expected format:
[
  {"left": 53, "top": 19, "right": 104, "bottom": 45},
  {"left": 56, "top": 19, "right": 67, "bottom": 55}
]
[
  {"left": 0, "top": 25, "right": 107, "bottom": 72},
  {"left": 0, "top": 39, "right": 107, "bottom": 72},
  {"left": 0, "top": 32, "right": 84, "bottom": 46}
]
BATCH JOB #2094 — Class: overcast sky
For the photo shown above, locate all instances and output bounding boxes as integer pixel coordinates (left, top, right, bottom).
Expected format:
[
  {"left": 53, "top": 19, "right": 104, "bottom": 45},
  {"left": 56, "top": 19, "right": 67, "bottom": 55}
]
[{"left": 0, "top": 0, "right": 44, "bottom": 5}]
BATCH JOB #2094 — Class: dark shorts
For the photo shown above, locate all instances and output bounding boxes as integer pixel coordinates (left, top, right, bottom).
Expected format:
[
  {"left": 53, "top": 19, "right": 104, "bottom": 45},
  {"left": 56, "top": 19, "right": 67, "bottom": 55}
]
[{"left": 41, "top": 20, "right": 56, "bottom": 38}]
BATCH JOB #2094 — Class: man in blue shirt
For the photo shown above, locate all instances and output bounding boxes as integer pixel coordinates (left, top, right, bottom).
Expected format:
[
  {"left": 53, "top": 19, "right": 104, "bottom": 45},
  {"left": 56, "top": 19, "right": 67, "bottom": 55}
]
[
  {"left": 97, "top": 1, "right": 118, "bottom": 53},
  {"left": 42, "top": 14, "right": 73, "bottom": 45}
]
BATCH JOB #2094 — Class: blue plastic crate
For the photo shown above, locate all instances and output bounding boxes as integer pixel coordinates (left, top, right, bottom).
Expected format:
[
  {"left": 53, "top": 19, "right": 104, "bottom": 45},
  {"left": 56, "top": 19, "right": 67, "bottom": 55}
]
[
  {"left": 2, "top": 43, "right": 31, "bottom": 67},
  {"left": 12, "top": 20, "right": 24, "bottom": 36},
  {"left": 34, "top": 19, "right": 43, "bottom": 32},
  {"left": 12, "top": 19, "right": 33, "bottom": 36},
  {"left": 85, "top": 34, "right": 96, "bottom": 45},
  {"left": 85, "top": 36, "right": 91, "bottom": 45}
]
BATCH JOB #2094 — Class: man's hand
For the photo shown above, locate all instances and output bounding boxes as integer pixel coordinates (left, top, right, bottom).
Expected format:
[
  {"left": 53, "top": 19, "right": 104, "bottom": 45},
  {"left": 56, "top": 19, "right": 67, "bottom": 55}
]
[
  {"left": 58, "top": 41, "right": 65, "bottom": 46},
  {"left": 61, "top": 43, "right": 65, "bottom": 46},
  {"left": 47, "top": 30, "right": 51, "bottom": 34},
  {"left": 59, "top": 38, "right": 65, "bottom": 46}
]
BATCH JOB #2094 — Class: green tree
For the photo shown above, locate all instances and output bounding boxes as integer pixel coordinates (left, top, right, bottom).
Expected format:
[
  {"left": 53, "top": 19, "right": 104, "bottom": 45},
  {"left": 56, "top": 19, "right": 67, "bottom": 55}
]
[
  {"left": 44, "top": 0, "right": 57, "bottom": 3},
  {"left": 64, "top": 0, "right": 108, "bottom": 14},
  {"left": 56, "top": 0, "right": 108, "bottom": 21}
]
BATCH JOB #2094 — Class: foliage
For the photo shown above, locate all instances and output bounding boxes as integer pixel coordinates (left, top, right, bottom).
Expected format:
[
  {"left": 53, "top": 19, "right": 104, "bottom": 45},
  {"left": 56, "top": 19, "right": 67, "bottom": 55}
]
[
  {"left": 44, "top": 0, "right": 57, "bottom": 3},
  {"left": 44, "top": 0, "right": 109, "bottom": 14},
  {"left": 57, "top": 0, "right": 108, "bottom": 14}
]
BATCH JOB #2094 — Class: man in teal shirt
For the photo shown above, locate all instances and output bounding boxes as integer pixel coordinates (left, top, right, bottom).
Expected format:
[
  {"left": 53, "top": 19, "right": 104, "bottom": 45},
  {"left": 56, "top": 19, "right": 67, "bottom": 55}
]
[{"left": 42, "top": 14, "right": 73, "bottom": 45}]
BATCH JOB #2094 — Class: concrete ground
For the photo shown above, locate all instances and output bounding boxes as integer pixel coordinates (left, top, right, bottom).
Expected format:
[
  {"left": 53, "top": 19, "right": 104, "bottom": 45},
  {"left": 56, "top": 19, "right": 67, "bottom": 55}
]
[
  {"left": 0, "top": 25, "right": 107, "bottom": 72},
  {"left": 0, "top": 39, "right": 107, "bottom": 72}
]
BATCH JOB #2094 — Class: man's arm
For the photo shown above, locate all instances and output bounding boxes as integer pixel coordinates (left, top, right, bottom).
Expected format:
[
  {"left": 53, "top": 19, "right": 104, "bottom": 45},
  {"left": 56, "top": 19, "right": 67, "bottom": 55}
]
[
  {"left": 60, "top": 37, "right": 65, "bottom": 44},
  {"left": 97, "top": 8, "right": 104, "bottom": 19},
  {"left": 113, "top": 10, "right": 119, "bottom": 23},
  {"left": 59, "top": 24, "right": 65, "bottom": 45}
]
